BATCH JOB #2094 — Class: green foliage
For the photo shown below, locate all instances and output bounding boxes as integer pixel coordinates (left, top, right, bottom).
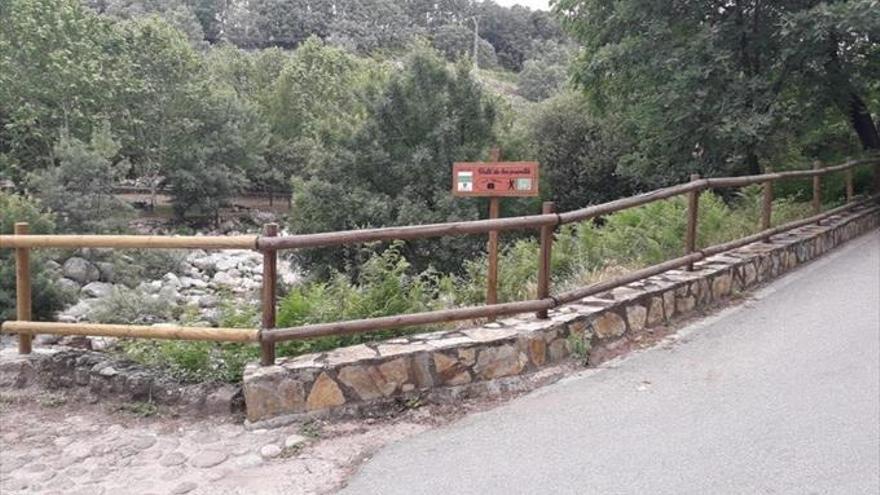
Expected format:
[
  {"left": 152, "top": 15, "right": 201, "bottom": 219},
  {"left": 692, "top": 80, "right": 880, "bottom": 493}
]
[
  {"left": 87, "top": 286, "right": 174, "bottom": 324},
  {"left": 0, "top": 193, "right": 74, "bottom": 322},
  {"left": 526, "top": 92, "right": 633, "bottom": 212},
  {"left": 453, "top": 190, "right": 815, "bottom": 305},
  {"left": 289, "top": 48, "right": 498, "bottom": 275},
  {"left": 27, "top": 127, "right": 133, "bottom": 233},
  {"left": 0, "top": 0, "right": 125, "bottom": 178},
  {"left": 110, "top": 249, "right": 187, "bottom": 288},
  {"left": 276, "top": 243, "right": 446, "bottom": 355},
  {"left": 555, "top": 0, "right": 880, "bottom": 185},
  {"left": 119, "top": 295, "right": 261, "bottom": 383}
]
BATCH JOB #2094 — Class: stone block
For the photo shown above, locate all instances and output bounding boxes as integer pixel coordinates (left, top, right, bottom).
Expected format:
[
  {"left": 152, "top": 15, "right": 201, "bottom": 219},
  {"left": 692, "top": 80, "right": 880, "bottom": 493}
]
[
  {"left": 626, "top": 305, "right": 647, "bottom": 333},
  {"left": 712, "top": 273, "right": 732, "bottom": 299},
  {"left": 676, "top": 295, "right": 696, "bottom": 315},
  {"left": 474, "top": 345, "right": 527, "bottom": 380},
  {"left": 591, "top": 312, "right": 626, "bottom": 339},
  {"left": 646, "top": 297, "right": 665, "bottom": 326},
  {"left": 306, "top": 372, "right": 345, "bottom": 411}
]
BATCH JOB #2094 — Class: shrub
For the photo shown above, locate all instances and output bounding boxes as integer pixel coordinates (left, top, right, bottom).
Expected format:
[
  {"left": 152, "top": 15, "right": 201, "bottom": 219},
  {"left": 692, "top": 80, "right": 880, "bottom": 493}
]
[
  {"left": 87, "top": 286, "right": 173, "bottom": 324},
  {"left": 110, "top": 249, "right": 188, "bottom": 287},
  {"left": 27, "top": 129, "right": 133, "bottom": 233},
  {"left": 118, "top": 295, "right": 261, "bottom": 383},
  {"left": 275, "top": 243, "right": 447, "bottom": 356},
  {"left": 0, "top": 193, "right": 75, "bottom": 322}
]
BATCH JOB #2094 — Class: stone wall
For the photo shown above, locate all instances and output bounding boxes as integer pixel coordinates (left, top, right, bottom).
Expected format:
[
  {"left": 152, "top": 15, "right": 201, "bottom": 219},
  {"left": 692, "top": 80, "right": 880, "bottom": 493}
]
[
  {"left": 0, "top": 346, "right": 240, "bottom": 415},
  {"left": 243, "top": 203, "right": 880, "bottom": 425}
]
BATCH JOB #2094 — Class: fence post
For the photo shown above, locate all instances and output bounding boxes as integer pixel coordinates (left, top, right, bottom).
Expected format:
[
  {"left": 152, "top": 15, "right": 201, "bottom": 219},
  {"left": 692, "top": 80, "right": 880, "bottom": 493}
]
[
  {"left": 845, "top": 167, "right": 854, "bottom": 203},
  {"left": 761, "top": 172, "right": 773, "bottom": 240},
  {"left": 260, "top": 223, "right": 278, "bottom": 366},
  {"left": 685, "top": 174, "right": 700, "bottom": 271},
  {"left": 874, "top": 160, "right": 880, "bottom": 195},
  {"left": 536, "top": 202, "right": 555, "bottom": 319},
  {"left": 486, "top": 197, "right": 501, "bottom": 323},
  {"left": 812, "top": 161, "right": 822, "bottom": 215},
  {"left": 15, "top": 222, "right": 32, "bottom": 354}
]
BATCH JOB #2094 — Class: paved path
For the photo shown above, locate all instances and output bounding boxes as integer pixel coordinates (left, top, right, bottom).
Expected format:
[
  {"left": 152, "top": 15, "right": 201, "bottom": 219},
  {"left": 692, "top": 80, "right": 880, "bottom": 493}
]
[{"left": 343, "top": 231, "right": 880, "bottom": 495}]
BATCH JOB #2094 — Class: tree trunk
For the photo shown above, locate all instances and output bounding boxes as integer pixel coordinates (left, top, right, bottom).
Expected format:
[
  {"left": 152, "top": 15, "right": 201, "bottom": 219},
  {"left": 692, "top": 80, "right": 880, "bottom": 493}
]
[{"left": 848, "top": 92, "right": 880, "bottom": 150}]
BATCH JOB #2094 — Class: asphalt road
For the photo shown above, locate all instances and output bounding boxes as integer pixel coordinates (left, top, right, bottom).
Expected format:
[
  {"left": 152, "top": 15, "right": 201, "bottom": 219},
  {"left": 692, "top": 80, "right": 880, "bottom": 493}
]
[{"left": 342, "top": 231, "right": 880, "bottom": 495}]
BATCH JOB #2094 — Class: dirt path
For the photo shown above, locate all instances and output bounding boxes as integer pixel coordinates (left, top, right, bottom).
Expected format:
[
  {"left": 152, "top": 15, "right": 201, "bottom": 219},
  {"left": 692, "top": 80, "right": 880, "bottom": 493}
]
[{"left": 0, "top": 391, "right": 443, "bottom": 495}]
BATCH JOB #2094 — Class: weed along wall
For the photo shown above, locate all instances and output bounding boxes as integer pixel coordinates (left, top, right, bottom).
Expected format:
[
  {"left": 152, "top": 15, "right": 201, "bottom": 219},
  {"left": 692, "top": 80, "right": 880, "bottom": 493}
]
[{"left": 242, "top": 203, "right": 880, "bottom": 424}]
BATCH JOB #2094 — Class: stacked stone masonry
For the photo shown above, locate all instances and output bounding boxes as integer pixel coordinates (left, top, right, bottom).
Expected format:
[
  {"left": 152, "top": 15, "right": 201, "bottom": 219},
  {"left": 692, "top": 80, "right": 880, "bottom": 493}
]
[{"left": 244, "top": 204, "right": 879, "bottom": 424}]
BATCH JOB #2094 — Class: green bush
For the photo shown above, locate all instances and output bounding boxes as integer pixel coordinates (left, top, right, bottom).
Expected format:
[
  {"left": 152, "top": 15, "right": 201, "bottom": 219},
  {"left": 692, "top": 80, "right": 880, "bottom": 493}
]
[
  {"left": 118, "top": 296, "right": 261, "bottom": 383},
  {"left": 87, "top": 286, "right": 173, "bottom": 324},
  {"left": 0, "top": 193, "right": 75, "bottom": 322},
  {"left": 110, "top": 249, "right": 188, "bottom": 287},
  {"left": 452, "top": 189, "right": 814, "bottom": 304},
  {"left": 275, "top": 243, "right": 447, "bottom": 356}
]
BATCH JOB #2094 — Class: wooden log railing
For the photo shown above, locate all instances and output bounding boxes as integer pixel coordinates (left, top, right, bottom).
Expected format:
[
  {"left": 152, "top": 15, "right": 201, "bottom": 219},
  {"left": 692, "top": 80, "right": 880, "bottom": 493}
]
[{"left": 1, "top": 156, "right": 878, "bottom": 367}]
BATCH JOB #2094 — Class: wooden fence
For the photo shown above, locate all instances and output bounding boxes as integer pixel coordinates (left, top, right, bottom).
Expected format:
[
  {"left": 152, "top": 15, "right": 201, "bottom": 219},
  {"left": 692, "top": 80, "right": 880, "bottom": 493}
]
[{"left": 2, "top": 157, "right": 879, "bottom": 367}]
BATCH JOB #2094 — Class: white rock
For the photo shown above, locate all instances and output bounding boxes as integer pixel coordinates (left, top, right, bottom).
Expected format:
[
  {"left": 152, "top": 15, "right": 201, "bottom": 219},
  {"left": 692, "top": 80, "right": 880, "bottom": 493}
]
[
  {"left": 162, "top": 272, "right": 181, "bottom": 289},
  {"left": 259, "top": 444, "right": 282, "bottom": 459},
  {"left": 212, "top": 271, "right": 238, "bottom": 286},
  {"left": 81, "top": 281, "right": 114, "bottom": 298},
  {"left": 57, "top": 277, "right": 81, "bottom": 294},
  {"left": 63, "top": 257, "right": 100, "bottom": 284},
  {"left": 180, "top": 277, "right": 207, "bottom": 289}
]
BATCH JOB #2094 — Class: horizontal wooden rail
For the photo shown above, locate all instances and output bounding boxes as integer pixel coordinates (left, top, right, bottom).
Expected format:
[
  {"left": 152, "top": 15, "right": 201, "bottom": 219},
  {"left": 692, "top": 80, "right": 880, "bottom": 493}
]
[
  {"left": 0, "top": 234, "right": 258, "bottom": 250},
  {"left": 559, "top": 180, "right": 708, "bottom": 224},
  {"left": 263, "top": 299, "right": 554, "bottom": 343},
  {"left": 704, "top": 158, "right": 875, "bottom": 188},
  {"left": 264, "top": 194, "right": 879, "bottom": 343},
  {"left": 257, "top": 214, "right": 560, "bottom": 250},
  {"left": 0, "top": 321, "right": 259, "bottom": 342}
]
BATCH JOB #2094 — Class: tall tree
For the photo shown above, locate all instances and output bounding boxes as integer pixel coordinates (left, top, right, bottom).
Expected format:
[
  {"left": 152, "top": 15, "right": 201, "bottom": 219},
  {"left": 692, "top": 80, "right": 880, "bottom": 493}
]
[
  {"left": 555, "top": 0, "right": 880, "bottom": 184},
  {"left": 0, "top": 0, "right": 124, "bottom": 178}
]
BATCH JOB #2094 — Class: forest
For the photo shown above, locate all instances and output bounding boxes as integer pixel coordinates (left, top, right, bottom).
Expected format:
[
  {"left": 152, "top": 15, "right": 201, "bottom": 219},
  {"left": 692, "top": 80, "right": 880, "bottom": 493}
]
[{"left": 1, "top": 0, "right": 878, "bottom": 378}]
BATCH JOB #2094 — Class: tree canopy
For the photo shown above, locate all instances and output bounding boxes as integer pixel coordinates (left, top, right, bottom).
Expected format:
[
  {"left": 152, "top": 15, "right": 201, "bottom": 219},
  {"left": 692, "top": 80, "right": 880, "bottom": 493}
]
[{"left": 555, "top": 0, "right": 880, "bottom": 185}]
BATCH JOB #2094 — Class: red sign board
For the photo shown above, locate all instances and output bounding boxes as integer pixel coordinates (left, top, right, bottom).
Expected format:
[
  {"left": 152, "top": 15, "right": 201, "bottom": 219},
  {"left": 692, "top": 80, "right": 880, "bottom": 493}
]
[{"left": 452, "top": 161, "right": 539, "bottom": 197}]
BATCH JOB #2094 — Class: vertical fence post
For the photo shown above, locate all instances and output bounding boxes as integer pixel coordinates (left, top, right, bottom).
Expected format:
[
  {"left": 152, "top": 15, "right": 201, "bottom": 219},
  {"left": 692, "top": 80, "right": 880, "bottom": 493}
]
[
  {"left": 486, "top": 197, "right": 500, "bottom": 319},
  {"left": 761, "top": 172, "right": 773, "bottom": 241},
  {"left": 15, "top": 222, "right": 32, "bottom": 354},
  {"left": 874, "top": 160, "right": 880, "bottom": 195},
  {"left": 685, "top": 174, "right": 700, "bottom": 271},
  {"left": 260, "top": 223, "right": 278, "bottom": 366},
  {"left": 486, "top": 146, "right": 502, "bottom": 320},
  {"left": 812, "top": 161, "right": 822, "bottom": 215},
  {"left": 536, "top": 202, "right": 555, "bottom": 319},
  {"left": 845, "top": 167, "right": 854, "bottom": 203}
]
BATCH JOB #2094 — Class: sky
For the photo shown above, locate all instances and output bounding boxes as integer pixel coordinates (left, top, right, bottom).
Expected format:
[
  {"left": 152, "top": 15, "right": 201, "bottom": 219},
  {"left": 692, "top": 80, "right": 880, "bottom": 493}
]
[{"left": 492, "top": 0, "right": 551, "bottom": 11}]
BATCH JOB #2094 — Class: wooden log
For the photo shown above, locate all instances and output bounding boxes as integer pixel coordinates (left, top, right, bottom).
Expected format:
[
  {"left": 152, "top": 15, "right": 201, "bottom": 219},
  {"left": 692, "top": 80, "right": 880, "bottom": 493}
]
[
  {"left": 558, "top": 180, "right": 707, "bottom": 224},
  {"left": 486, "top": 198, "right": 500, "bottom": 318},
  {"left": 15, "top": 223, "right": 32, "bottom": 354},
  {"left": 761, "top": 176, "right": 773, "bottom": 239},
  {"left": 264, "top": 299, "right": 555, "bottom": 343},
  {"left": 685, "top": 174, "right": 700, "bottom": 271},
  {"left": 556, "top": 252, "right": 705, "bottom": 305},
  {"left": 536, "top": 202, "right": 555, "bottom": 319},
  {"left": 701, "top": 194, "right": 878, "bottom": 257},
  {"left": 257, "top": 214, "right": 559, "bottom": 250},
  {"left": 813, "top": 161, "right": 822, "bottom": 215},
  {"left": 260, "top": 223, "right": 278, "bottom": 366},
  {"left": 845, "top": 168, "right": 854, "bottom": 203},
  {"left": 0, "top": 234, "right": 257, "bottom": 250},
  {"left": 0, "top": 321, "right": 259, "bottom": 342}
]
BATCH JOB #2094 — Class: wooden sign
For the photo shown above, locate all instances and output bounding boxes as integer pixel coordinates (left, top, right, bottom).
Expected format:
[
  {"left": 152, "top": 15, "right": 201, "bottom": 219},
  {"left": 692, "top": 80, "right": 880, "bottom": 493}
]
[{"left": 452, "top": 161, "right": 539, "bottom": 197}]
